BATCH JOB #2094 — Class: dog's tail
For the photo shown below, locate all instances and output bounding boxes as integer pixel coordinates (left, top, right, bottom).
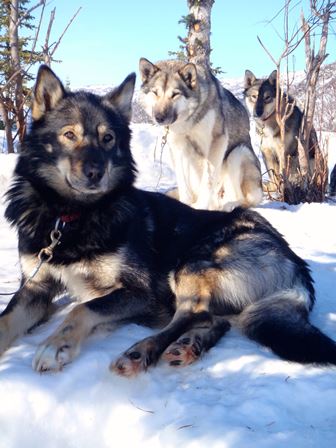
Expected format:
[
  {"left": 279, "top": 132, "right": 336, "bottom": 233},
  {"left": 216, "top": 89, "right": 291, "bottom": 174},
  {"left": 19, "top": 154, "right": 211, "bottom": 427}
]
[{"left": 238, "top": 290, "right": 336, "bottom": 365}]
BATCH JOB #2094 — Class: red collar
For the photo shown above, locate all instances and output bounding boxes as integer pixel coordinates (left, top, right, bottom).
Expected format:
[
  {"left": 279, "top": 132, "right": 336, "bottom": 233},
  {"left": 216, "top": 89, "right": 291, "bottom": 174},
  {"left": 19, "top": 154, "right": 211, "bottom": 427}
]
[{"left": 60, "top": 212, "right": 81, "bottom": 223}]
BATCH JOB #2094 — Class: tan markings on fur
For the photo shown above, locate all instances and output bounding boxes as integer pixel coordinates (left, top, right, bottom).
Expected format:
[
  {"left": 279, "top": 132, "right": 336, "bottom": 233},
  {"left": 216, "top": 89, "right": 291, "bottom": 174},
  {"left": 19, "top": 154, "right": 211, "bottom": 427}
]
[
  {"left": 214, "top": 246, "right": 232, "bottom": 260},
  {"left": 0, "top": 299, "right": 51, "bottom": 354},
  {"left": 97, "top": 124, "right": 116, "bottom": 149},
  {"left": 21, "top": 251, "right": 125, "bottom": 302},
  {"left": 33, "top": 303, "right": 118, "bottom": 371},
  {"left": 58, "top": 124, "right": 86, "bottom": 150},
  {"left": 171, "top": 271, "right": 220, "bottom": 313},
  {"left": 50, "top": 303, "right": 110, "bottom": 346}
]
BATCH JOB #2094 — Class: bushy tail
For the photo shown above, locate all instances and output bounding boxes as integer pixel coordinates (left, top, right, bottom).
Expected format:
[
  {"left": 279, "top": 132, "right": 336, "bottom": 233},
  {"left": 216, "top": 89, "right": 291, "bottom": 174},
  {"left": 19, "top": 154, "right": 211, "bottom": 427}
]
[{"left": 239, "top": 295, "right": 336, "bottom": 365}]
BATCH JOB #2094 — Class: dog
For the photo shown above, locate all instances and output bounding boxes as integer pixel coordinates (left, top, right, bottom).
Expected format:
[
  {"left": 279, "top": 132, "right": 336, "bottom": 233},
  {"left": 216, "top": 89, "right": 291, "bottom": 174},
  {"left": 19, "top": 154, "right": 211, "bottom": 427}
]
[
  {"left": 244, "top": 69, "right": 316, "bottom": 189},
  {"left": 139, "top": 58, "right": 263, "bottom": 211},
  {"left": 1, "top": 65, "right": 336, "bottom": 377},
  {"left": 330, "top": 163, "right": 336, "bottom": 196}
]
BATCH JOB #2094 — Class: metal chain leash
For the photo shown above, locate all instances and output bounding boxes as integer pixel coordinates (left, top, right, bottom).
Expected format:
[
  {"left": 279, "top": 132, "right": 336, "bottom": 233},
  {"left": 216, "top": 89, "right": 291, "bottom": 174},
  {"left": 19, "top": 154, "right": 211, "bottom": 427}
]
[
  {"left": 0, "top": 218, "right": 64, "bottom": 296},
  {"left": 155, "top": 125, "right": 169, "bottom": 190}
]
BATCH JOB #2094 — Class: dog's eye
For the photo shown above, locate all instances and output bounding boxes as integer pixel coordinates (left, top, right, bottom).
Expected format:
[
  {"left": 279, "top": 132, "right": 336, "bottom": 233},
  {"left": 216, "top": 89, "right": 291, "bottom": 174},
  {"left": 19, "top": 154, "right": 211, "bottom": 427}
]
[
  {"left": 264, "top": 95, "right": 271, "bottom": 102},
  {"left": 151, "top": 89, "right": 158, "bottom": 96},
  {"left": 251, "top": 94, "right": 257, "bottom": 101},
  {"left": 103, "top": 133, "right": 115, "bottom": 144},
  {"left": 64, "top": 131, "right": 76, "bottom": 141},
  {"left": 171, "top": 91, "right": 180, "bottom": 99}
]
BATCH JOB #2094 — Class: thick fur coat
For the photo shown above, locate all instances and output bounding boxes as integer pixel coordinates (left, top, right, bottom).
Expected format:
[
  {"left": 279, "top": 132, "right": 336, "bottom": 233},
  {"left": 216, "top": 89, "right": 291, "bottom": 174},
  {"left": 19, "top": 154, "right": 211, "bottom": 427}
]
[{"left": 1, "top": 66, "right": 336, "bottom": 376}]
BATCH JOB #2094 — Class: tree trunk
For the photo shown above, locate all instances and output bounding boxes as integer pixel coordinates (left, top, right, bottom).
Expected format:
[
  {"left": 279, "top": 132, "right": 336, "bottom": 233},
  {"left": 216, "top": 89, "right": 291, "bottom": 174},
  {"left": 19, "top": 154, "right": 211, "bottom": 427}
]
[
  {"left": 0, "top": 99, "right": 14, "bottom": 153},
  {"left": 9, "top": 0, "right": 26, "bottom": 143},
  {"left": 187, "top": 0, "right": 214, "bottom": 67}
]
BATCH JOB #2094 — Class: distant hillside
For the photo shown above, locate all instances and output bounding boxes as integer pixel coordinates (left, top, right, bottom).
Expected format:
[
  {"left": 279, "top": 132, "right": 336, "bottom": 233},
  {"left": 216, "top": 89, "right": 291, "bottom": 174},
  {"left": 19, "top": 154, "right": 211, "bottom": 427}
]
[
  {"left": 290, "top": 61, "right": 336, "bottom": 131},
  {"left": 81, "top": 61, "right": 336, "bottom": 131}
]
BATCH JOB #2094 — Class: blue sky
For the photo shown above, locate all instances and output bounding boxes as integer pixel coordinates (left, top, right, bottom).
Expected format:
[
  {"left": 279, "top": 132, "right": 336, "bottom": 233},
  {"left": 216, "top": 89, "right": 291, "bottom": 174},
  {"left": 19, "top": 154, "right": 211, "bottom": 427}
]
[{"left": 32, "top": 0, "right": 336, "bottom": 88}]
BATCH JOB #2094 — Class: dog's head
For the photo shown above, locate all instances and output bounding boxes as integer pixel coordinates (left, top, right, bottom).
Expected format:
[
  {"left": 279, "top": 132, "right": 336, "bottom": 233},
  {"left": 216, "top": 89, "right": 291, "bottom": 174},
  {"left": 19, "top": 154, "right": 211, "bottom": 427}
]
[
  {"left": 139, "top": 57, "right": 199, "bottom": 126},
  {"left": 244, "top": 70, "right": 277, "bottom": 122},
  {"left": 18, "top": 65, "right": 136, "bottom": 203}
]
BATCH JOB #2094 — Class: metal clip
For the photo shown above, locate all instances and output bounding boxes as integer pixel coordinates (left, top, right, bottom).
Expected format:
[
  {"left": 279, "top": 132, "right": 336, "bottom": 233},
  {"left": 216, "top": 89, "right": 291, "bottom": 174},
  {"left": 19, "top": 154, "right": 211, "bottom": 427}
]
[{"left": 38, "top": 219, "right": 63, "bottom": 263}]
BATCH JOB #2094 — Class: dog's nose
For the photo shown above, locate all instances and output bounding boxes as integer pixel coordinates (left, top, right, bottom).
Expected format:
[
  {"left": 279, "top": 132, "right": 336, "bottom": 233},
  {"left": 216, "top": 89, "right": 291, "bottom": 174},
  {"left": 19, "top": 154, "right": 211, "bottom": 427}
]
[
  {"left": 154, "top": 112, "right": 167, "bottom": 124},
  {"left": 83, "top": 162, "right": 104, "bottom": 183}
]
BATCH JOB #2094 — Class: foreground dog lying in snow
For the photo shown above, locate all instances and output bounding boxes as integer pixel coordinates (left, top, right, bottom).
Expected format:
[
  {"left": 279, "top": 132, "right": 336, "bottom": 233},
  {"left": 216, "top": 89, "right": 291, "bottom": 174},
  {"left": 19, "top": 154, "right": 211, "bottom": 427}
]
[{"left": 1, "top": 66, "right": 336, "bottom": 376}]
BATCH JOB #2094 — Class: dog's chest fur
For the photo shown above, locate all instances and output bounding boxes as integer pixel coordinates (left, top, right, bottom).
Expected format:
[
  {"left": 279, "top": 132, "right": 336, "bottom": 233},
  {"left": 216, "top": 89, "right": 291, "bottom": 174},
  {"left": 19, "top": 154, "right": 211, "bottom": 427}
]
[
  {"left": 20, "top": 251, "right": 126, "bottom": 301},
  {"left": 168, "top": 109, "right": 226, "bottom": 190}
]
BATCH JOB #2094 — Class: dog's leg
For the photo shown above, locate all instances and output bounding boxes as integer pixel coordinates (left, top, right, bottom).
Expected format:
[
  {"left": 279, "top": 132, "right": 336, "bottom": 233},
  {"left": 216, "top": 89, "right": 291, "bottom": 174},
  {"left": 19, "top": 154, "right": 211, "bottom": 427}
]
[
  {"left": 222, "top": 145, "right": 262, "bottom": 210},
  {"left": 32, "top": 287, "right": 166, "bottom": 372},
  {"left": 193, "top": 159, "right": 215, "bottom": 209},
  {"left": 111, "top": 310, "right": 213, "bottom": 376},
  {"left": 169, "top": 145, "right": 195, "bottom": 205},
  {"left": 112, "top": 268, "right": 230, "bottom": 376},
  {"left": 0, "top": 277, "right": 59, "bottom": 355},
  {"left": 162, "top": 316, "right": 230, "bottom": 367},
  {"left": 193, "top": 137, "right": 226, "bottom": 210},
  {"left": 261, "top": 146, "right": 280, "bottom": 190}
]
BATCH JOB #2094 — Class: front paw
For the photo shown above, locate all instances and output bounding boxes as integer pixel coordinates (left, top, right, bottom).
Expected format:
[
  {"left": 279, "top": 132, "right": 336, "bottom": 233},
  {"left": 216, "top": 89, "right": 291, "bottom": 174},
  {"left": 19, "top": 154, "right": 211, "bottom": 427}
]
[
  {"left": 110, "top": 337, "right": 159, "bottom": 377},
  {"left": 32, "top": 335, "right": 80, "bottom": 372}
]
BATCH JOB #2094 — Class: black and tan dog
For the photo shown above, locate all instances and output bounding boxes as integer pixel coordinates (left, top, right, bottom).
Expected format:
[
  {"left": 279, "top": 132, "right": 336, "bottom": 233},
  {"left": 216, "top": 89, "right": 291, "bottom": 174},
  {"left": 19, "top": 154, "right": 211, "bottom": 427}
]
[
  {"left": 1, "top": 66, "right": 336, "bottom": 376},
  {"left": 244, "top": 70, "right": 316, "bottom": 188}
]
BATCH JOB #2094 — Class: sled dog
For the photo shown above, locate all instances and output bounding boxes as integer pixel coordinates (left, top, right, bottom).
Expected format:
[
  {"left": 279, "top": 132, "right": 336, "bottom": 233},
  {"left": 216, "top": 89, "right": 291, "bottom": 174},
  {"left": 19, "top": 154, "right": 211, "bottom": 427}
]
[
  {"left": 1, "top": 65, "right": 336, "bottom": 376},
  {"left": 139, "top": 58, "right": 262, "bottom": 211},
  {"left": 244, "top": 69, "right": 316, "bottom": 188},
  {"left": 330, "top": 164, "right": 336, "bottom": 196}
]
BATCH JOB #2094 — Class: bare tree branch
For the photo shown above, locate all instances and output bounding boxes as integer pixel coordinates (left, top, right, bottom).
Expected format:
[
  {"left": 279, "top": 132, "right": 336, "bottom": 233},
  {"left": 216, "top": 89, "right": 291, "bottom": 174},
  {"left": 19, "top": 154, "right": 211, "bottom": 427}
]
[
  {"left": 49, "top": 7, "right": 82, "bottom": 59},
  {"left": 43, "top": 7, "right": 56, "bottom": 66}
]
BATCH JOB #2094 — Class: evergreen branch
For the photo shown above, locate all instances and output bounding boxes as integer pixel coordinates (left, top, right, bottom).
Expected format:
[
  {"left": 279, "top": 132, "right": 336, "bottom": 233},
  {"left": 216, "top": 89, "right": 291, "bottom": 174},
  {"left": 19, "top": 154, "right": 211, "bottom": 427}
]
[{"left": 16, "top": 0, "right": 45, "bottom": 27}]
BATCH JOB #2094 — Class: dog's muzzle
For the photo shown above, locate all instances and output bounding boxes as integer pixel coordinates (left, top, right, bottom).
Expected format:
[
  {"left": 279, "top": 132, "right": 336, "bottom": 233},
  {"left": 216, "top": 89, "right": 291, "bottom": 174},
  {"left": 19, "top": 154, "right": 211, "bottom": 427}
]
[
  {"left": 83, "top": 160, "right": 105, "bottom": 186},
  {"left": 154, "top": 110, "right": 177, "bottom": 126}
]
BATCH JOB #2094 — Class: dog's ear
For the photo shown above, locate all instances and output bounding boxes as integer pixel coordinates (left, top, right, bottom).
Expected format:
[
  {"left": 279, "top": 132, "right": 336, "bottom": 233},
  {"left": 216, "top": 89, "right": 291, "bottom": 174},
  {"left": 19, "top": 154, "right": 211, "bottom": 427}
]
[
  {"left": 105, "top": 73, "right": 136, "bottom": 121},
  {"left": 178, "top": 63, "right": 197, "bottom": 89},
  {"left": 139, "top": 58, "right": 159, "bottom": 84},
  {"left": 244, "top": 70, "right": 256, "bottom": 89},
  {"left": 32, "top": 65, "right": 66, "bottom": 121},
  {"left": 268, "top": 70, "right": 277, "bottom": 86}
]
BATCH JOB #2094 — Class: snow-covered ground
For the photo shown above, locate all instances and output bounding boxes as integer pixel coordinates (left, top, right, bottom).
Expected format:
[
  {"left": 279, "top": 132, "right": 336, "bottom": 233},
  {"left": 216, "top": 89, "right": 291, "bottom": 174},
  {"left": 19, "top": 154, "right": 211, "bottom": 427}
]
[{"left": 0, "top": 124, "right": 336, "bottom": 448}]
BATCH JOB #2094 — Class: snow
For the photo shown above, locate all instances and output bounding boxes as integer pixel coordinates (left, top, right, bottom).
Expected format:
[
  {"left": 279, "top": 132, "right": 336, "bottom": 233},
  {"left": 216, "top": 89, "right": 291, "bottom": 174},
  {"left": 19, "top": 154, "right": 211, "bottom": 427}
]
[{"left": 0, "top": 124, "right": 336, "bottom": 448}]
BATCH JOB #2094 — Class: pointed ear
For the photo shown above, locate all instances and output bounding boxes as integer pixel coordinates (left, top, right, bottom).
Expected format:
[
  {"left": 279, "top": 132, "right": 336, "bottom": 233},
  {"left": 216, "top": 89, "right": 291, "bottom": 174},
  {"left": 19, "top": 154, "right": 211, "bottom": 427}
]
[
  {"left": 105, "top": 73, "right": 136, "bottom": 121},
  {"left": 32, "top": 65, "right": 66, "bottom": 120},
  {"left": 244, "top": 70, "right": 256, "bottom": 89},
  {"left": 268, "top": 70, "right": 277, "bottom": 86},
  {"left": 178, "top": 63, "right": 197, "bottom": 89},
  {"left": 139, "top": 58, "right": 159, "bottom": 84}
]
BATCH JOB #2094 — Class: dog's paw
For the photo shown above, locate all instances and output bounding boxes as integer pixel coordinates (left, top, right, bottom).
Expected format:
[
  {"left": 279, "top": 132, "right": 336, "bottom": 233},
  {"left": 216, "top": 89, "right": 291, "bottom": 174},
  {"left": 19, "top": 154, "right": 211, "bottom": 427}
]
[
  {"left": 32, "top": 337, "right": 80, "bottom": 373},
  {"left": 162, "top": 334, "right": 202, "bottom": 367},
  {"left": 110, "top": 337, "right": 159, "bottom": 377}
]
